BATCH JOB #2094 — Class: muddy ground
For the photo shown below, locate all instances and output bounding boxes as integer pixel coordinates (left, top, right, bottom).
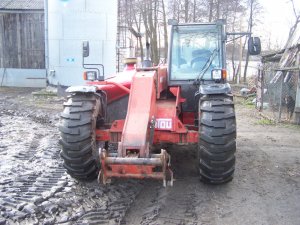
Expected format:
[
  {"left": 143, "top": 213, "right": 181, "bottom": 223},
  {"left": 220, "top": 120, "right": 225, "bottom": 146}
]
[{"left": 0, "top": 87, "right": 299, "bottom": 225}]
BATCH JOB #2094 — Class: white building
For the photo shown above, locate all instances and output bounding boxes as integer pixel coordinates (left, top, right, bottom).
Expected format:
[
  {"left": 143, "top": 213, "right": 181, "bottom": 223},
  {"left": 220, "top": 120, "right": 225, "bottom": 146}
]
[{"left": 46, "top": 0, "right": 117, "bottom": 86}]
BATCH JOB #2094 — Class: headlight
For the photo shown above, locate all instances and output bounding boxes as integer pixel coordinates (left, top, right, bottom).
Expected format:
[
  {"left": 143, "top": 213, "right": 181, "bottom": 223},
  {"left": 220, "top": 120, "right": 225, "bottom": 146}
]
[
  {"left": 211, "top": 69, "right": 227, "bottom": 80},
  {"left": 83, "top": 71, "right": 97, "bottom": 81},
  {"left": 211, "top": 69, "right": 222, "bottom": 80}
]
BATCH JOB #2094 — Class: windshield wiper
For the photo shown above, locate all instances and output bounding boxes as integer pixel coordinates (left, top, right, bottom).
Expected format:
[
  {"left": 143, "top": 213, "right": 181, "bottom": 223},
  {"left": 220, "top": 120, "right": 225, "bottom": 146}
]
[{"left": 193, "top": 48, "right": 218, "bottom": 85}]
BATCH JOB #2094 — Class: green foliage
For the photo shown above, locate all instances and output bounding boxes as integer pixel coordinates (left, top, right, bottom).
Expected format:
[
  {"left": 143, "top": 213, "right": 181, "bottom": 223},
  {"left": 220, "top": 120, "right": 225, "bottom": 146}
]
[
  {"left": 256, "top": 118, "right": 275, "bottom": 125},
  {"left": 235, "top": 96, "right": 256, "bottom": 108},
  {"left": 280, "top": 123, "right": 300, "bottom": 130}
]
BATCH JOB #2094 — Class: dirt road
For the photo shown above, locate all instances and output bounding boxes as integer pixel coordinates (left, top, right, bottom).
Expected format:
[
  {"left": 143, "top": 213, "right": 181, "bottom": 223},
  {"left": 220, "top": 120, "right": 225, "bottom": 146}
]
[
  {"left": 0, "top": 87, "right": 299, "bottom": 225},
  {"left": 125, "top": 105, "right": 300, "bottom": 225}
]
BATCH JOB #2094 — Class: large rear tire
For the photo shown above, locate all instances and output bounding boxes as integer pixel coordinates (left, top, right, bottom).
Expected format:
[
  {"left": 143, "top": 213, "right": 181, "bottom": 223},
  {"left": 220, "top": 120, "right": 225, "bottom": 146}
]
[
  {"left": 59, "top": 93, "right": 101, "bottom": 181},
  {"left": 198, "top": 94, "right": 236, "bottom": 184}
]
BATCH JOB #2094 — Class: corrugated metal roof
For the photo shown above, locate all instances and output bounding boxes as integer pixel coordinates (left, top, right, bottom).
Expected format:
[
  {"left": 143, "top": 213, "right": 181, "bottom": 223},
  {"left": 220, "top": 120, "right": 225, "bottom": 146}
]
[{"left": 0, "top": 0, "right": 44, "bottom": 10}]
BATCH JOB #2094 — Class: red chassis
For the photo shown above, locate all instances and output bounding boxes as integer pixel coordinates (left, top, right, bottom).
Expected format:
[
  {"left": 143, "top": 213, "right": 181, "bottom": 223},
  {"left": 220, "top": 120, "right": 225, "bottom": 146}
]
[{"left": 88, "top": 66, "right": 198, "bottom": 186}]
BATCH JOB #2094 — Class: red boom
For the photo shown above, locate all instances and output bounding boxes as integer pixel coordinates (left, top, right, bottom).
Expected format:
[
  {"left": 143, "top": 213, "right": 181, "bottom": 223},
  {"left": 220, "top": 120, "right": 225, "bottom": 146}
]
[{"left": 90, "top": 66, "right": 198, "bottom": 186}]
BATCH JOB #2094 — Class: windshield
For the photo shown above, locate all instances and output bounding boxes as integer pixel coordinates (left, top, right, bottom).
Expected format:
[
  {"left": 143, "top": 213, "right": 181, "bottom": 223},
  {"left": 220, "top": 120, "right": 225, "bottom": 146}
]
[{"left": 170, "top": 25, "right": 222, "bottom": 80}]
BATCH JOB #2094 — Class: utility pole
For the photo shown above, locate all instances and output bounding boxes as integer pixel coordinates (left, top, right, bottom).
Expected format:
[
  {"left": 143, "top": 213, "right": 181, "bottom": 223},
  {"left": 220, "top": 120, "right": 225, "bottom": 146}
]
[
  {"left": 243, "top": 0, "right": 254, "bottom": 83},
  {"left": 238, "top": 16, "right": 243, "bottom": 84},
  {"left": 294, "top": 53, "right": 300, "bottom": 124}
]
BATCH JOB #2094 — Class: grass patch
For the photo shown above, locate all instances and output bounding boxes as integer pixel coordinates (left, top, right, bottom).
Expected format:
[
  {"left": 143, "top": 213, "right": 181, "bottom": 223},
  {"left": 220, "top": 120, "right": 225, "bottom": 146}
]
[
  {"left": 234, "top": 95, "right": 256, "bottom": 108},
  {"left": 280, "top": 123, "right": 300, "bottom": 130},
  {"left": 256, "top": 118, "right": 275, "bottom": 125},
  {"left": 243, "top": 96, "right": 255, "bottom": 105},
  {"left": 244, "top": 103, "right": 255, "bottom": 109},
  {"left": 32, "top": 91, "right": 57, "bottom": 97}
]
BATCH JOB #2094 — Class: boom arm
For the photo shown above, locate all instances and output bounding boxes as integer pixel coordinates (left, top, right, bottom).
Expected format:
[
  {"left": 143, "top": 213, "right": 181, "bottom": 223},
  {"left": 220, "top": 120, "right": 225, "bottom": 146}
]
[
  {"left": 99, "top": 68, "right": 173, "bottom": 186},
  {"left": 118, "top": 70, "right": 157, "bottom": 157}
]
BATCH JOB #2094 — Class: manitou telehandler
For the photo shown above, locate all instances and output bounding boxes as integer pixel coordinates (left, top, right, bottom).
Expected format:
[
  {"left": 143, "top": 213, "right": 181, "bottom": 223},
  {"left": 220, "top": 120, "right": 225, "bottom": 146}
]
[{"left": 59, "top": 20, "right": 261, "bottom": 186}]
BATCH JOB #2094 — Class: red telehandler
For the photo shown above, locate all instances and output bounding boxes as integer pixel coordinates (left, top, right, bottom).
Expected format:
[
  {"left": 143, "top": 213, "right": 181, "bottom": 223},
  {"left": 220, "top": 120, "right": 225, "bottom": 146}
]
[{"left": 59, "top": 20, "right": 261, "bottom": 186}]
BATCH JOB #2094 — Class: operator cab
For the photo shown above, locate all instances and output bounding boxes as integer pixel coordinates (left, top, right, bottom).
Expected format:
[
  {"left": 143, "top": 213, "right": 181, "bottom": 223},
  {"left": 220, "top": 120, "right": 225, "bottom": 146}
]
[
  {"left": 167, "top": 22, "right": 227, "bottom": 112},
  {"left": 168, "top": 22, "right": 226, "bottom": 87},
  {"left": 167, "top": 21, "right": 261, "bottom": 112}
]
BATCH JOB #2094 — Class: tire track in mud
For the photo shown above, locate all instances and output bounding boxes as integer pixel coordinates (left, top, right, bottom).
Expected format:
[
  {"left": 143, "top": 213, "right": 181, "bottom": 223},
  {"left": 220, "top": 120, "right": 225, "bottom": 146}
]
[
  {"left": 73, "top": 181, "right": 144, "bottom": 225},
  {"left": 123, "top": 141, "right": 274, "bottom": 225},
  {"left": 123, "top": 179, "right": 201, "bottom": 225},
  {"left": 0, "top": 112, "right": 144, "bottom": 225},
  {"left": 123, "top": 148, "right": 201, "bottom": 225},
  {"left": 1, "top": 91, "right": 300, "bottom": 224},
  {"left": 0, "top": 114, "right": 68, "bottom": 224}
]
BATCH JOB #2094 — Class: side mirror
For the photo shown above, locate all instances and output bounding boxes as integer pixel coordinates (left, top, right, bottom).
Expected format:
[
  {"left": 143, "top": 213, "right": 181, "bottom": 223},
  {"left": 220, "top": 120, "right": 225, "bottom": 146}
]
[
  {"left": 82, "top": 41, "right": 90, "bottom": 58},
  {"left": 248, "top": 37, "right": 261, "bottom": 55}
]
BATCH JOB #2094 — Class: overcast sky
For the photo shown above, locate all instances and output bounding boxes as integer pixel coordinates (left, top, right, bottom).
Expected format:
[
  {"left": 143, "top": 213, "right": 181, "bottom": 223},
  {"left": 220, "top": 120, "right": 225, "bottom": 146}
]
[{"left": 258, "top": 0, "right": 300, "bottom": 49}]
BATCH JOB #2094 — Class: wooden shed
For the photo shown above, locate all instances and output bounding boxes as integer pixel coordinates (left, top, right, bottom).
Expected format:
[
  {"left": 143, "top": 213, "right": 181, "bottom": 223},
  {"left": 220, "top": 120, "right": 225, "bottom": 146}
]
[{"left": 0, "top": 0, "right": 46, "bottom": 87}]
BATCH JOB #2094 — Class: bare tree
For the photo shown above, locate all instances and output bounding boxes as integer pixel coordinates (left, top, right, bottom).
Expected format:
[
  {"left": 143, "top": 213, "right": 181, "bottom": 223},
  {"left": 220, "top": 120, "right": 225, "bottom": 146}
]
[
  {"left": 229, "top": 3, "right": 243, "bottom": 82},
  {"left": 161, "top": 0, "right": 168, "bottom": 60},
  {"left": 193, "top": 0, "right": 196, "bottom": 22},
  {"left": 208, "top": 0, "right": 214, "bottom": 22},
  {"left": 284, "top": 0, "right": 300, "bottom": 49},
  {"left": 184, "top": 0, "right": 189, "bottom": 22},
  {"left": 138, "top": 0, "right": 161, "bottom": 65},
  {"left": 118, "top": 0, "right": 249, "bottom": 70},
  {"left": 132, "top": 10, "right": 144, "bottom": 61},
  {"left": 243, "top": 0, "right": 262, "bottom": 83},
  {"left": 243, "top": 0, "right": 254, "bottom": 83}
]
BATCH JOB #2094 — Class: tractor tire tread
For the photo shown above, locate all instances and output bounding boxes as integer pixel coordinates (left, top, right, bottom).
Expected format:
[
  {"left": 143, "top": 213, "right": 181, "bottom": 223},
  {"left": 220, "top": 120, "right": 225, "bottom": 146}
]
[
  {"left": 198, "top": 94, "right": 236, "bottom": 184},
  {"left": 59, "top": 93, "right": 101, "bottom": 181}
]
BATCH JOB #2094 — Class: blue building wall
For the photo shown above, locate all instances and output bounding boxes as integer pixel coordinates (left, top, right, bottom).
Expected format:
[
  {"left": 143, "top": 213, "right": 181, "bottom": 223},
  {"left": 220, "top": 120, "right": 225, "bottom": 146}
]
[{"left": 0, "top": 68, "right": 46, "bottom": 87}]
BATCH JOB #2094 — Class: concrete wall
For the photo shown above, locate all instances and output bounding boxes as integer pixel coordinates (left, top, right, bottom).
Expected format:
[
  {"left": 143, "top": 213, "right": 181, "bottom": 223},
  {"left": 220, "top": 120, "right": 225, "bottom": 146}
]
[
  {"left": 47, "top": 0, "right": 117, "bottom": 86},
  {"left": 0, "top": 68, "right": 46, "bottom": 87}
]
